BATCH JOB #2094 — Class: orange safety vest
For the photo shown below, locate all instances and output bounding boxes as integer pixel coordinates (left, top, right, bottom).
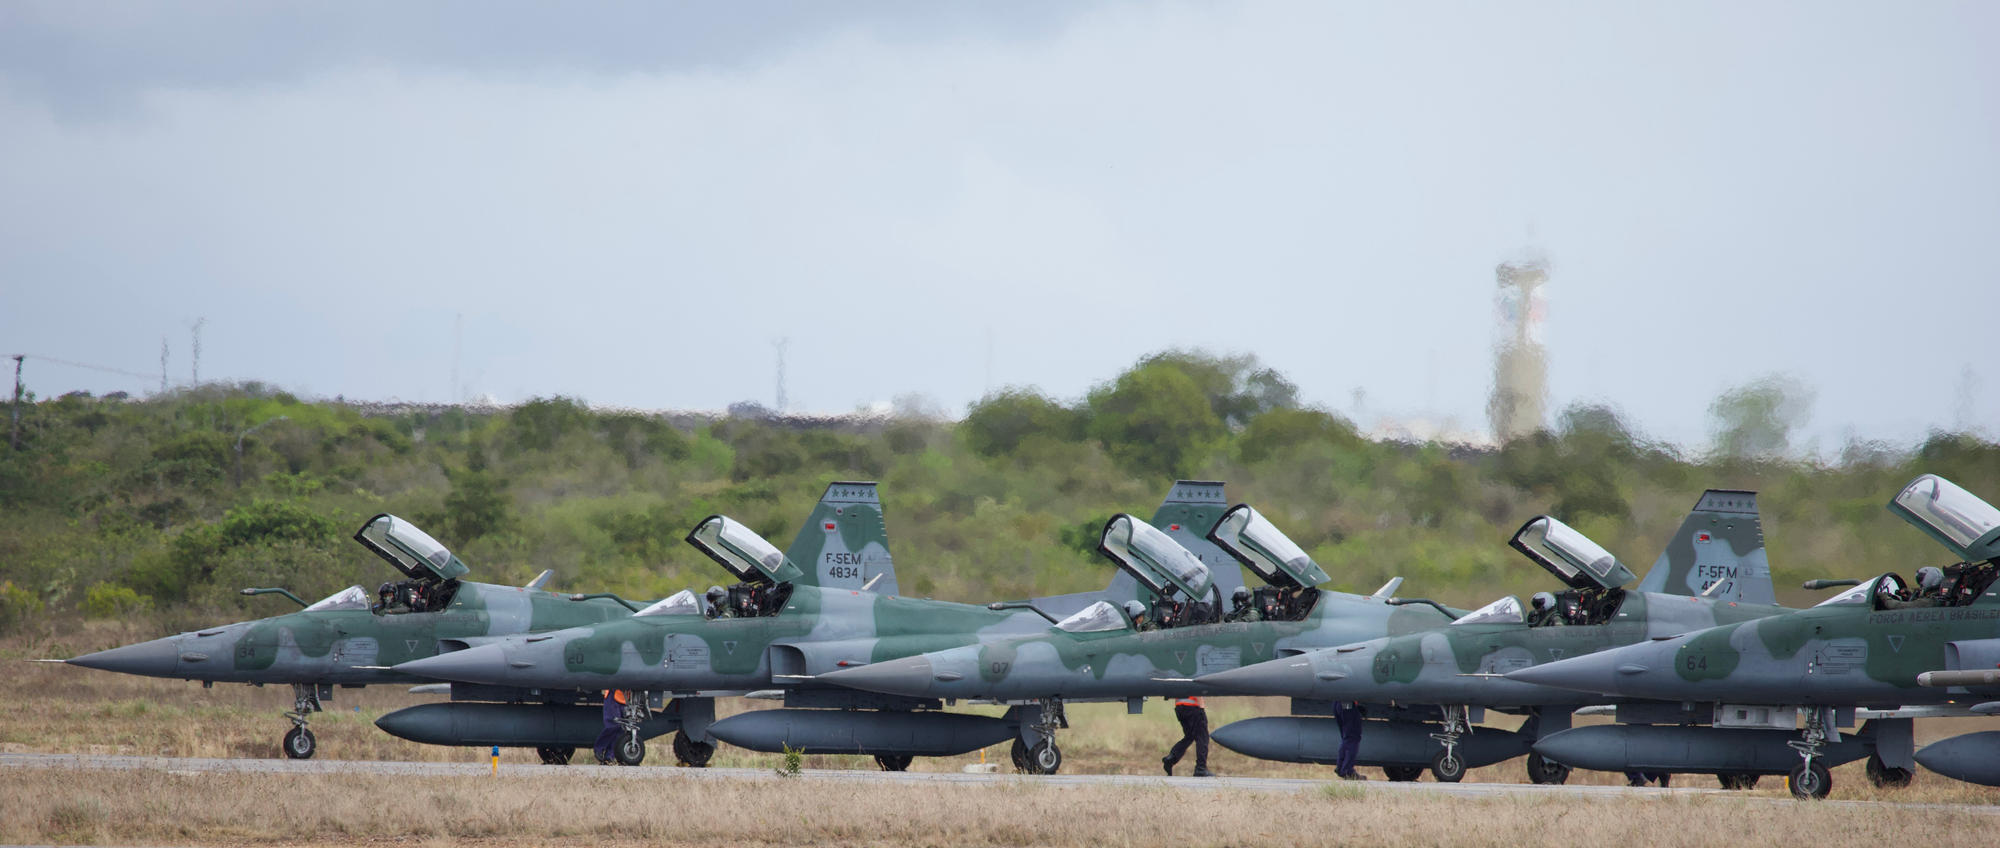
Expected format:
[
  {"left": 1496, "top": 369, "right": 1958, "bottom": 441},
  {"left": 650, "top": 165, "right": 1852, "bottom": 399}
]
[
  {"left": 1176, "top": 695, "right": 1204, "bottom": 708},
  {"left": 603, "top": 689, "right": 628, "bottom": 705}
]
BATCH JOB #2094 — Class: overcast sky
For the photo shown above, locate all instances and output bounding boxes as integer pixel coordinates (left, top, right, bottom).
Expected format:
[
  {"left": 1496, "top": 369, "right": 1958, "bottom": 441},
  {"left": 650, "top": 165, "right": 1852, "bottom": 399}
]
[{"left": 2, "top": 1, "right": 1995, "bottom": 452}]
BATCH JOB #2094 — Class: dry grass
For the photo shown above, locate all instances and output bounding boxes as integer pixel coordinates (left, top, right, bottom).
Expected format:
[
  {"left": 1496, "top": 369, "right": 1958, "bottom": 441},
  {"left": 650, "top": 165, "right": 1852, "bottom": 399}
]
[
  {"left": 6, "top": 622, "right": 2000, "bottom": 846},
  {"left": 2, "top": 767, "right": 1998, "bottom": 848}
]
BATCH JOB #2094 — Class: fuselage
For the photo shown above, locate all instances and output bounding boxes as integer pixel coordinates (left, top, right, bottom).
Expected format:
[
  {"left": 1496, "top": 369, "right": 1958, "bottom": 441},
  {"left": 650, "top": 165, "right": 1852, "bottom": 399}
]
[
  {"left": 68, "top": 581, "right": 634, "bottom": 686},
  {"left": 823, "top": 588, "right": 1457, "bottom": 701}
]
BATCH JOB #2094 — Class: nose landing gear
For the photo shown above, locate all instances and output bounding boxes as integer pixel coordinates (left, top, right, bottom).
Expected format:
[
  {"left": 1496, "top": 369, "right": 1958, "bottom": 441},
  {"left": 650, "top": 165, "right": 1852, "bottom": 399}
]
[{"left": 281, "top": 684, "right": 325, "bottom": 759}]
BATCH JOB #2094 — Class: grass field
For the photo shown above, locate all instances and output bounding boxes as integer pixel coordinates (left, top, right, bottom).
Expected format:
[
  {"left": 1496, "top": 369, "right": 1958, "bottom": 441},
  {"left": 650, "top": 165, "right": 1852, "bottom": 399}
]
[{"left": 5, "top": 624, "right": 2000, "bottom": 845}]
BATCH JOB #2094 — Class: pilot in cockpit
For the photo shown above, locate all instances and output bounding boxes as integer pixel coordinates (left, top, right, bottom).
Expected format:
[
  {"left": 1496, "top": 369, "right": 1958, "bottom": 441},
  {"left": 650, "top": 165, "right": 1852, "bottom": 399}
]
[
  {"left": 704, "top": 586, "right": 728, "bottom": 619},
  {"left": 1529, "top": 592, "right": 1562, "bottom": 626}
]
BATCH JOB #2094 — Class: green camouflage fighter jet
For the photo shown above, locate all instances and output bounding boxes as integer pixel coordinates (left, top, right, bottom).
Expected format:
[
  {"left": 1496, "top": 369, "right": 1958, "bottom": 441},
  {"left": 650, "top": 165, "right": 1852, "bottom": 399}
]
[
  {"left": 1507, "top": 473, "right": 2000, "bottom": 798},
  {"left": 1198, "top": 490, "right": 1785, "bottom": 785},
  {"left": 819, "top": 502, "right": 1464, "bottom": 772},
  {"left": 56, "top": 514, "right": 638, "bottom": 760},
  {"left": 392, "top": 481, "right": 1249, "bottom": 772}
]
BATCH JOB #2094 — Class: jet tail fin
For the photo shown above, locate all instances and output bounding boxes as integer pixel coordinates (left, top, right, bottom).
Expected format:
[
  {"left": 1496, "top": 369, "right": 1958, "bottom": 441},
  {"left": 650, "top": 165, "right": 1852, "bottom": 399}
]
[
  {"left": 1634, "top": 489, "right": 1773, "bottom": 605},
  {"left": 782, "top": 481, "right": 897, "bottom": 595},
  {"left": 522, "top": 570, "right": 554, "bottom": 591}
]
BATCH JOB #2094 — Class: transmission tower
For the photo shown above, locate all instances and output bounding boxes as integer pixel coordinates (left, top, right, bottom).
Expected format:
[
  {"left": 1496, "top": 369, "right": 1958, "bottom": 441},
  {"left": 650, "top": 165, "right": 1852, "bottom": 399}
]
[
  {"left": 188, "top": 317, "right": 206, "bottom": 385},
  {"left": 159, "top": 337, "right": 168, "bottom": 394}
]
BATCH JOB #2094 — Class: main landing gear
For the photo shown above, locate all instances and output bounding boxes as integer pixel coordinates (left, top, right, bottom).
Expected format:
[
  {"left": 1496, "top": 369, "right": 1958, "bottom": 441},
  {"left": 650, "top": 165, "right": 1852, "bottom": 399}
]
[
  {"left": 282, "top": 683, "right": 323, "bottom": 759},
  {"left": 1427, "top": 705, "right": 1471, "bottom": 783},
  {"left": 537, "top": 747, "right": 575, "bottom": 765},
  {"left": 674, "top": 732, "right": 716, "bottom": 768}
]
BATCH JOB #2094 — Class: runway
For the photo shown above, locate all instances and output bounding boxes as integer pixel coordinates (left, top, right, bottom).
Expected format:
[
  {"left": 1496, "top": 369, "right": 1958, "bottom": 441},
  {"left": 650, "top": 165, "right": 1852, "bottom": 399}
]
[{"left": 4, "top": 752, "right": 1993, "bottom": 813}]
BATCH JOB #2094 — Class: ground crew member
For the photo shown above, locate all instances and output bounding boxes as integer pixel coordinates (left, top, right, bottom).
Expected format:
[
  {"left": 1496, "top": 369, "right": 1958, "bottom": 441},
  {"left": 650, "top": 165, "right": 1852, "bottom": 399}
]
[
  {"left": 593, "top": 689, "right": 629, "bottom": 764},
  {"left": 1334, "top": 700, "right": 1365, "bottom": 780},
  {"left": 1163, "top": 695, "right": 1212, "bottom": 777}
]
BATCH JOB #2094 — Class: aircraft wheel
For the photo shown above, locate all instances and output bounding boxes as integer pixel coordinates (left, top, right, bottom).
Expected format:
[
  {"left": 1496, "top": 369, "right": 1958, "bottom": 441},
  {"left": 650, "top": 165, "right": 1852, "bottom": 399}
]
[
  {"left": 1788, "top": 760, "right": 1831, "bottom": 800},
  {"left": 537, "top": 746, "right": 574, "bottom": 766},
  {"left": 1429, "top": 749, "right": 1465, "bottom": 783},
  {"left": 1026, "top": 740, "right": 1062, "bottom": 775},
  {"left": 1010, "top": 739, "right": 1030, "bottom": 773},
  {"left": 1864, "top": 753, "right": 1914, "bottom": 789},
  {"left": 1525, "top": 753, "right": 1570, "bottom": 785},
  {"left": 614, "top": 732, "right": 646, "bottom": 766},
  {"left": 874, "top": 754, "right": 914, "bottom": 772},
  {"left": 1382, "top": 765, "right": 1424, "bottom": 782},
  {"left": 282, "top": 727, "right": 316, "bottom": 760},
  {"left": 673, "top": 733, "right": 715, "bottom": 768}
]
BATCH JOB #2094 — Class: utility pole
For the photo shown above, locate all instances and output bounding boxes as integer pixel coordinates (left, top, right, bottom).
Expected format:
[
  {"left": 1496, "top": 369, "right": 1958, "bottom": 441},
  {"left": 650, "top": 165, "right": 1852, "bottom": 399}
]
[
  {"left": 9, "top": 355, "right": 23, "bottom": 452},
  {"left": 159, "top": 337, "right": 168, "bottom": 395},
  {"left": 451, "top": 312, "right": 463, "bottom": 404},
  {"left": 773, "top": 337, "right": 790, "bottom": 413}
]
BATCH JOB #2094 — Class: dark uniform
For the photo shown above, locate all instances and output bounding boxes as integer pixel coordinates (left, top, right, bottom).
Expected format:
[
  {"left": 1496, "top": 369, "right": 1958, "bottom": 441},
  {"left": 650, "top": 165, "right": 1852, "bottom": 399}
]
[
  {"left": 1334, "top": 700, "right": 1365, "bottom": 779},
  {"left": 1163, "top": 695, "right": 1212, "bottom": 777}
]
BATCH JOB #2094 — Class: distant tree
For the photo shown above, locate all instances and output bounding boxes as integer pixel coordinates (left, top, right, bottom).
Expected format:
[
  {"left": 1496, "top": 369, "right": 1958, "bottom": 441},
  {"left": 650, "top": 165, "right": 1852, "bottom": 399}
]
[
  {"left": 962, "top": 389, "right": 1085, "bottom": 458},
  {"left": 508, "top": 396, "right": 592, "bottom": 451},
  {"left": 1710, "top": 376, "right": 1815, "bottom": 461},
  {"left": 1136, "top": 349, "right": 1299, "bottom": 428},
  {"left": 441, "top": 466, "right": 508, "bottom": 543},
  {"left": 1238, "top": 407, "right": 1361, "bottom": 464},
  {"left": 1087, "top": 363, "right": 1223, "bottom": 477}
]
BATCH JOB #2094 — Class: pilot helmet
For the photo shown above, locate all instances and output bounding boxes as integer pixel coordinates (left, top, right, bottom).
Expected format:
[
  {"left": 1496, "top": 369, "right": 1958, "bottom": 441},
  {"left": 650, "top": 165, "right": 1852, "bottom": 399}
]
[
  {"left": 377, "top": 582, "right": 395, "bottom": 597},
  {"left": 1232, "top": 586, "right": 1251, "bottom": 601},
  {"left": 1531, "top": 591, "right": 1555, "bottom": 611},
  {"left": 705, "top": 585, "right": 727, "bottom": 601},
  {"left": 1123, "top": 600, "right": 1147, "bottom": 621},
  {"left": 1916, "top": 566, "right": 1944, "bottom": 592}
]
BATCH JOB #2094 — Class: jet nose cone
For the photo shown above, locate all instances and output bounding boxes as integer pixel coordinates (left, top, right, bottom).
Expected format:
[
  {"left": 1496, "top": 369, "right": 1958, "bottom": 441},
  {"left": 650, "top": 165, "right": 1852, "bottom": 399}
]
[
  {"left": 821, "top": 656, "right": 936, "bottom": 697},
  {"left": 1502, "top": 649, "right": 1629, "bottom": 695},
  {"left": 394, "top": 643, "right": 512, "bottom": 684},
  {"left": 1197, "top": 657, "right": 1320, "bottom": 698},
  {"left": 68, "top": 636, "right": 182, "bottom": 677}
]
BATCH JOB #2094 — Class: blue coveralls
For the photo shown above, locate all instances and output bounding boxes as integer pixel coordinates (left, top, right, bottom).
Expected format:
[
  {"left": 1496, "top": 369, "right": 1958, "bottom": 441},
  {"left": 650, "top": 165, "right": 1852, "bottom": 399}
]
[
  {"left": 593, "top": 690, "right": 625, "bottom": 762},
  {"left": 1334, "top": 701, "right": 1363, "bottom": 776}
]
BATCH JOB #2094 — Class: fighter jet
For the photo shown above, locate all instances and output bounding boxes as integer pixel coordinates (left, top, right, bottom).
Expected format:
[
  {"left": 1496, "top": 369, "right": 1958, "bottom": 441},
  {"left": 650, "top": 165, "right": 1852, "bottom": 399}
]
[
  {"left": 818, "top": 501, "right": 1463, "bottom": 772},
  {"left": 58, "top": 513, "right": 638, "bottom": 760},
  {"left": 390, "top": 481, "right": 1243, "bottom": 772},
  {"left": 1196, "top": 490, "right": 1782, "bottom": 784},
  {"left": 1504, "top": 474, "right": 2000, "bottom": 798}
]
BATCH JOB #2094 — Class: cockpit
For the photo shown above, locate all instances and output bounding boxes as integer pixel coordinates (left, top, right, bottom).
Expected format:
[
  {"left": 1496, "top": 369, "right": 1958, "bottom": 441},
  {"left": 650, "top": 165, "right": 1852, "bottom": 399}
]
[
  {"left": 1508, "top": 515, "right": 1636, "bottom": 627},
  {"left": 685, "top": 515, "right": 799, "bottom": 619},
  {"left": 354, "top": 514, "right": 467, "bottom": 614},
  {"left": 1206, "top": 504, "right": 1327, "bottom": 624},
  {"left": 1822, "top": 568, "right": 1999, "bottom": 612},
  {"left": 1881, "top": 474, "right": 2000, "bottom": 608}
]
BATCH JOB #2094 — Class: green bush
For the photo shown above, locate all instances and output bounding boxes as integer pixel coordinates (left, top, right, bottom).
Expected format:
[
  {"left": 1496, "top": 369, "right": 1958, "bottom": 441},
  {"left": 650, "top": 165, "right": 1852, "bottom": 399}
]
[
  {"left": 0, "top": 580, "right": 44, "bottom": 634},
  {"left": 83, "top": 582, "right": 150, "bottom": 618}
]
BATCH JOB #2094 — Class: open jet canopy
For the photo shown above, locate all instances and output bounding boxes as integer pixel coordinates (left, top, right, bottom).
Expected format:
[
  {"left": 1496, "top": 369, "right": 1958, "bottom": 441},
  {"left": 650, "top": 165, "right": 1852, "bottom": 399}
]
[
  {"left": 355, "top": 514, "right": 470, "bottom": 582},
  {"left": 1890, "top": 474, "right": 2000, "bottom": 564},
  {"left": 1206, "top": 504, "right": 1331, "bottom": 590},
  {"left": 1452, "top": 595, "right": 1526, "bottom": 626},
  {"left": 1098, "top": 513, "right": 1214, "bottom": 600},
  {"left": 1508, "top": 516, "right": 1636, "bottom": 591},
  {"left": 685, "top": 515, "right": 805, "bottom": 585}
]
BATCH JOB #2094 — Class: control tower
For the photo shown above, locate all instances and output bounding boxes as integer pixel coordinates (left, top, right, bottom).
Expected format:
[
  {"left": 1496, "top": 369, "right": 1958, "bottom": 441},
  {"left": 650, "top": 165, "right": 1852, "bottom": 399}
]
[{"left": 1487, "top": 253, "right": 1548, "bottom": 443}]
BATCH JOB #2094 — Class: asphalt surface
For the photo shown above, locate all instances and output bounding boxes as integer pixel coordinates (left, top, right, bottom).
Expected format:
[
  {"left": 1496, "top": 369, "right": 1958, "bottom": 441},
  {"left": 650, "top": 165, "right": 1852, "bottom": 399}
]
[{"left": 3, "top": 752, "right": 1995, "bottom": 813}]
